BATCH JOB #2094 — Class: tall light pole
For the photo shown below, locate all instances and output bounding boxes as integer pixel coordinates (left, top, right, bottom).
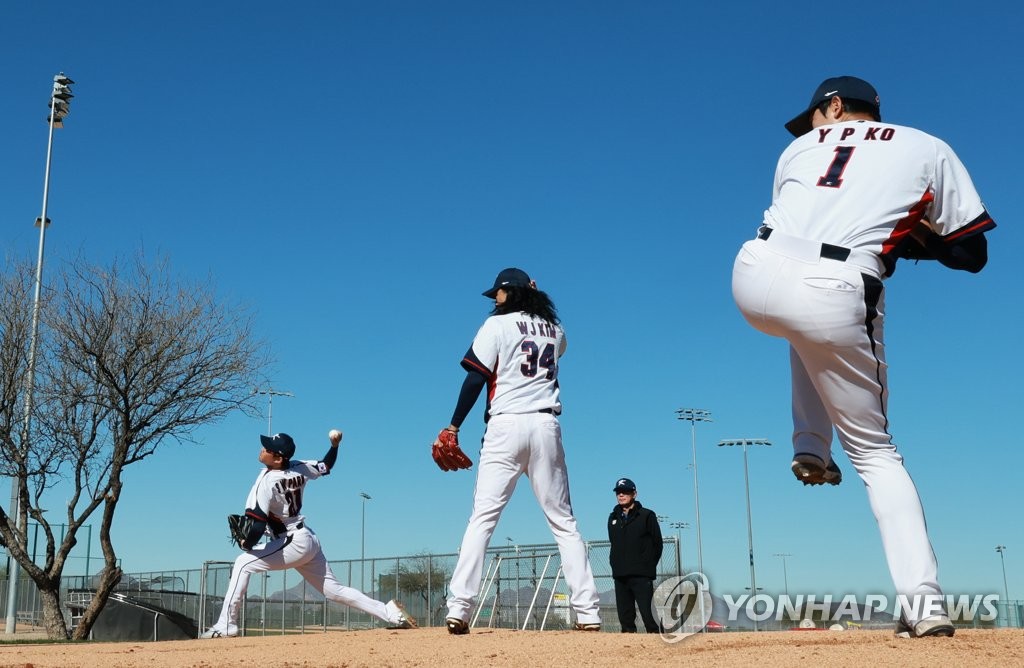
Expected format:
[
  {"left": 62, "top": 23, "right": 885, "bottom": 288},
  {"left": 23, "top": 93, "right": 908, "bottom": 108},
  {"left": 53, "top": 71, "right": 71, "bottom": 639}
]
[
  {"left": 6, "top": 72, "right": 75, "bottom": 635},
  {"left": 996, "top": 545, "right": 1009, "bottom": 603},
  {"left": 773, "top": 553, "right": 792, "bottom": 598},
  {"left": 670, "top": 521, "right": 690, "bottom": 573},
  {"left": 676, "top": 408, "right": 711, "bottom": 632},
  {"left": 359, "top": 492, "right": 371, "bottom": 591},
  {"left": 253, "top": 387, "right": 293, "bottom": 435},
  {"left": 718, "top": 438, "right": 772, "bottom": 632},
  {"left": 675, "top": 409, "right": 711, "bottom": 579}
]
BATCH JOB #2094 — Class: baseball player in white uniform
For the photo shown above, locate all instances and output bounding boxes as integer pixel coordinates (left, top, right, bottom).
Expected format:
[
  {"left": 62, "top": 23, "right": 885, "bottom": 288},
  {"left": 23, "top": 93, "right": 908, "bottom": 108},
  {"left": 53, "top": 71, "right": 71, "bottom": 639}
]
[
  {"left": 437, "top": 268, "right": 601, "bottom": 634},
  {"left": 201, "top": 431, "right": 415, "bottom": 638},
  {"left": 731, "top": 76, "right": 995, "bottom": 639}
]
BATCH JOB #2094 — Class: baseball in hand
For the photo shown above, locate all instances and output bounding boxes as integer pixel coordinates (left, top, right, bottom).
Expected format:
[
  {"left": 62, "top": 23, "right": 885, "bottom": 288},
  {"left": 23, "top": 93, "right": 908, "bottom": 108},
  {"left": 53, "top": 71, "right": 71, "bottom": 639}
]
[{"left": 328, "top": 429, "right": 343, "bottom": 442}]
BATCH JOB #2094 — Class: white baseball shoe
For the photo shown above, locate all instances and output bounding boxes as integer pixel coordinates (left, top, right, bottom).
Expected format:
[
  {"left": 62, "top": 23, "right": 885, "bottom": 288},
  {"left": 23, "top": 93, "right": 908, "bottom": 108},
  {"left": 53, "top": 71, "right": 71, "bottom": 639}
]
[
  {"left": 895, "top": 614, "right": 955, "bottom": 638},
  {"left": 385, "top": 600, "right": 417, "bottom": 629},
  {"left": 199, "top": 627, "right": 238, "bottom": 639}
]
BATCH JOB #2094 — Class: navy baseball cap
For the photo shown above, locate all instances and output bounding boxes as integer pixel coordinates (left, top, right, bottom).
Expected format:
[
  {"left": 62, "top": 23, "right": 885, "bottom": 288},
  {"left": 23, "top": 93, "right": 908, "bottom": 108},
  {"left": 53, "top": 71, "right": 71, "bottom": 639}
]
[
  {"left": 785, "top": 76, "right": 881, "bottom": 137},
  {"left": 260, "top": 433, "right": 296, "bottom": 459},
  {"left": 483, "top": 268, "right": 532, "bottom": 298},
  {"left": 613, "top": 478, "right": 637, "bottom": 493}
]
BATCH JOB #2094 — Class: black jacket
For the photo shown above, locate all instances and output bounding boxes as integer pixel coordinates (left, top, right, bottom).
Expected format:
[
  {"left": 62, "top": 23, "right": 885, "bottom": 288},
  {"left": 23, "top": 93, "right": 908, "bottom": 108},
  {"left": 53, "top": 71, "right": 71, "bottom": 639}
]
[{"left": 607, "top": 500, "right": 663, "bottom": 578}]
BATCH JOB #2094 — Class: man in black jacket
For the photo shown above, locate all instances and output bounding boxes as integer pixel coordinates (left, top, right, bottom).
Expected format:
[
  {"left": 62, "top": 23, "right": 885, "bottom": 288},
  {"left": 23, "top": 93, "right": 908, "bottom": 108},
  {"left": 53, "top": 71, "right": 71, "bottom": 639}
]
[{"left": 607, "top": 477, "right": 663, "bottom": 633}]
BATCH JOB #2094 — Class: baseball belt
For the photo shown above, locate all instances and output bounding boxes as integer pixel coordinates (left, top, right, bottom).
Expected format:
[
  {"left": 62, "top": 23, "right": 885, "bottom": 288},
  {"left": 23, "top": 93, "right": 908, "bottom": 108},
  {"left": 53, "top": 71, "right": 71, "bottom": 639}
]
[{"left": 758, "top": 227, "right": 851, "bottom": 262}]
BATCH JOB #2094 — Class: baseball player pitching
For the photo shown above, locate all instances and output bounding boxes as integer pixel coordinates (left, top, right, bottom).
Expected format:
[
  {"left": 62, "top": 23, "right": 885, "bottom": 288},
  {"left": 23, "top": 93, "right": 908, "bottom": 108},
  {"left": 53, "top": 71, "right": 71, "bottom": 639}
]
[
  {"left": 731, "top": 76, "right": 995, "bottom": 638},
  {"left": 432, "top": 268, "right": 602, "bottom": 634},
  {"left": 201, "top": 430, "right": 415, "bottom": 638}
]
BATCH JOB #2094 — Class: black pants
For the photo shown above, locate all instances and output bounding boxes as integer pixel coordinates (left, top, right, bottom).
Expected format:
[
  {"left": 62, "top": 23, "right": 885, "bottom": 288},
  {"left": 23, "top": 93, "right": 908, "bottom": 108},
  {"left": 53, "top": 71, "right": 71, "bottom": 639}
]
[{"left": 614, "top": 576, "right": 659, "bottom": 633}]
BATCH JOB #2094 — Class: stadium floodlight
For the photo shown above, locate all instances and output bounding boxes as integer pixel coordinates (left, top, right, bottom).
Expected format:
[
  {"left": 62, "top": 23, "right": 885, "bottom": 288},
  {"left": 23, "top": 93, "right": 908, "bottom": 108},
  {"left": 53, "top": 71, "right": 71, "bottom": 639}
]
[
  {"left": 675, "top": 408, "right": 711, "bottom": 632},
  {"left": 6, "top": 71, "right": 76, "bottom": 635},
  {"left": 719, "top": 438, "right": 772, "bottom": 631}
]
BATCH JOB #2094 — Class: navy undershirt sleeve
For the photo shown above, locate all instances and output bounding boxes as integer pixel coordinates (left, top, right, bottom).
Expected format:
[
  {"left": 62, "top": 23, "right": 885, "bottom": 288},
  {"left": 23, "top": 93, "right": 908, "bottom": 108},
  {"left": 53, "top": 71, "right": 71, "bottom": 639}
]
[
  {"left": 243, "top": 506, "right": 269, "bottom": 548},
  {"left": 450, "top": 370, "right": 487, "bottom": 428},
  {"left": 321, "top": 446, "right": 338, "bottom": 472},
  {"left": 924, "top": 231, "right": 988, "bottom": 273}
]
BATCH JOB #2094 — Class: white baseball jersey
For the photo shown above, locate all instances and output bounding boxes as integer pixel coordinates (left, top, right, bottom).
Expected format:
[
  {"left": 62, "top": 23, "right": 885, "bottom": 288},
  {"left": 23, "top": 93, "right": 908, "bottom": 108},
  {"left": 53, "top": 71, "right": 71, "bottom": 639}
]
[
  {"left": 764, "top": 120, "right": 993, "bottom": 273},
  {"left": 205, "top": 456, "right": 406, "bottom": 637},
  {"left": 246, "top": 460, "right": 328, "bottom": 534},
  {"left": 461, "top": 313, "right": 567, "bottom": 417},
  {"left": 447, "top": 309, "right": 601, "bottom": 627},
  {"left": 732, "top": 115, "right": 995, "bottom": 625}
]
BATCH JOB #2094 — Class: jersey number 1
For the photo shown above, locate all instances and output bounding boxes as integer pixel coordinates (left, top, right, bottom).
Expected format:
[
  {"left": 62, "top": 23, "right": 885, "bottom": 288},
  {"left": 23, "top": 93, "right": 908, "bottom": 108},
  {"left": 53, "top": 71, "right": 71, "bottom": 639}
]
[{"left": 817, "top": 146, "right": 855, "bottom": 188}]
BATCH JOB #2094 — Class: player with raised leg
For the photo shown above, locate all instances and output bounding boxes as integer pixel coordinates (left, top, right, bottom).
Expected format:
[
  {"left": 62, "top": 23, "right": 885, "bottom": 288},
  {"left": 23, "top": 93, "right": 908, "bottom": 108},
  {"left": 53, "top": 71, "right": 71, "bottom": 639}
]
[
  {"left": 731, "top": 76, "right": 995, "bottom": 639},
  {"left": 201, "top": 430, "right": 415, "bottom": 638}
]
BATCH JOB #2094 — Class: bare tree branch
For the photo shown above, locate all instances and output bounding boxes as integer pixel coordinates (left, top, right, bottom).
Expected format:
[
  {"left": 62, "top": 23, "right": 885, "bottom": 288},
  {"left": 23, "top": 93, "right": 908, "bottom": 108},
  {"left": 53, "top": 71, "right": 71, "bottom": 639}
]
[{"left": 0, "top": 253, "right": 269, "bottom": 639}]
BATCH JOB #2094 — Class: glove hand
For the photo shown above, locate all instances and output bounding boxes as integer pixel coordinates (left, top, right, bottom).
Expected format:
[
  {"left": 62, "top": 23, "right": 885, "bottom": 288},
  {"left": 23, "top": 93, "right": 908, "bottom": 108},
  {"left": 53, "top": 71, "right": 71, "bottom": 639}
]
[
  {"left": 227, "top": 513, "right": 254, "bottom": 550},
  {"left": 431, "top": 428, "right": 473, "bottom": 472}
]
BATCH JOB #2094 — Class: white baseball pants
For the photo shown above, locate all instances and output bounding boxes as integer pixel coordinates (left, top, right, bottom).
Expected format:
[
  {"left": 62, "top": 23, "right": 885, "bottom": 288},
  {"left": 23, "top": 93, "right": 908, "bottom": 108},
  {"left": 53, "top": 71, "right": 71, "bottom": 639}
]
[
  {"left": 731, "top": 231, "right": 943, "bottom": 620},
  {"left": 447, "top": 412, "right": 601, "bottom": 625},
  {"left": 210, "top": 526, "right": 396, "bottom": 635}
]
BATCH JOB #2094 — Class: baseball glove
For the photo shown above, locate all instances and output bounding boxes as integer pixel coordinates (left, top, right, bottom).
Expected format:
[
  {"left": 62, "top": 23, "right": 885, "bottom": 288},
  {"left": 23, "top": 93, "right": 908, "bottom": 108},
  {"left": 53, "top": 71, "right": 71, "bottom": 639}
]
[
  {"left": 432, "top": 428, "right": 473, "bottom": 471},
  {"left": 227, "top": 513, "right": 254, "bottom": 549},
  {"left": 896, "top": 236, "right": 938, "bottom": 262}
]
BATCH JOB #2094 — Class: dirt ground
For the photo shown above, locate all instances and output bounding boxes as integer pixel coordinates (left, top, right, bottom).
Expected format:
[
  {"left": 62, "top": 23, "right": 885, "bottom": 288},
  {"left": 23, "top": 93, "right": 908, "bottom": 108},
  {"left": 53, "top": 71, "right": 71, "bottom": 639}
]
[{"left": 1, "top": 627, "right": 1022, "bottom": 668}]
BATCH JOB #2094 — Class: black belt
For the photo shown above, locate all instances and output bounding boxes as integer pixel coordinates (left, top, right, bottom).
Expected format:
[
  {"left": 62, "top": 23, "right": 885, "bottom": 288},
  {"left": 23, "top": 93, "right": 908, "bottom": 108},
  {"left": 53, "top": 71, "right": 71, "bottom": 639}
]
[
  {"left": 757, "top": 227, "right": 851, "bottom": 262},
  {"left": 275, "top": 522, "right": 303, "bottom": 538},
  {"left": 486, "top": 408, "right": 559, "bottom": 423}
]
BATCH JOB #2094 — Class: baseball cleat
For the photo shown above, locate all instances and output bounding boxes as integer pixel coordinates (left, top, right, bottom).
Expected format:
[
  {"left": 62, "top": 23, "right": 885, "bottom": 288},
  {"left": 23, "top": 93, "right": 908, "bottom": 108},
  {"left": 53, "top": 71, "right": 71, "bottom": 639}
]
[
  {"left": 574, "top": 622, "right": 601, "bottom": 631},
  {"left": 446, "top": 617, "right": 470, "bottom": 635},
  {"left": 385, "top": 600, "right": 417, "bottom": 629},
  {"left": 791, "top": 453, "right": 842, "bottom": 486},
  {"left": 199, "top": 627, "right": 237, "bottom": 639},
  {"left": 894, "top": 614, "right": 955, "bottom": 638}
]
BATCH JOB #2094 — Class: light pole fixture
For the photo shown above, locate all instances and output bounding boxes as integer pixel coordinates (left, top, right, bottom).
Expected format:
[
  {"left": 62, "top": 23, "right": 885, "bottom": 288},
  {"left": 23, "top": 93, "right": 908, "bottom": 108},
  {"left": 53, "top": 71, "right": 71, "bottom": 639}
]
[
  {"left": 360, "top": 492, "right": 371, "bottom": 591},
  {"left": 719, "top": 438, "right": 772, "bottom": 631},
  {"left": 996, "top": 545, "right": 1009, "bottom": 603},
  {"left": 670, "top": 521, "right": 690, "bottom": 573},
  {"left": 253, "top": 387, "right": 294, "bottom": 435},
  {"left": 773, "top": 553, "right": 793, "bottom": 598},
  {"left": 6, "top": 71, "right": 75, "bottom": 635},
  {"left": 675, "top": 408, "right": 711, "bottom": 632}
]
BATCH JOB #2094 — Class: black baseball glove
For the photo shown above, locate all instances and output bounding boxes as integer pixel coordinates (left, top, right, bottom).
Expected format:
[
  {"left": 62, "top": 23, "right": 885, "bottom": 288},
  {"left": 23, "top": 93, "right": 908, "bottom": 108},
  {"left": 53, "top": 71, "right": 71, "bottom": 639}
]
[{"left": 227, "top": 513, "right": 254, "bottom": 549}]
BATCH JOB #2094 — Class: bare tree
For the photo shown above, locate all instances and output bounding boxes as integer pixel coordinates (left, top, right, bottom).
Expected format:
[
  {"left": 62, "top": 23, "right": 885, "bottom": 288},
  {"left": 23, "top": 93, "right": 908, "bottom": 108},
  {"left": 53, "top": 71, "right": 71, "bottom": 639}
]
[
  {"left": 0, "top": 254, "right": 267, "bottom": 639},
  {"left": 395, "top": 553, "right": 451, "bottom": 603}
]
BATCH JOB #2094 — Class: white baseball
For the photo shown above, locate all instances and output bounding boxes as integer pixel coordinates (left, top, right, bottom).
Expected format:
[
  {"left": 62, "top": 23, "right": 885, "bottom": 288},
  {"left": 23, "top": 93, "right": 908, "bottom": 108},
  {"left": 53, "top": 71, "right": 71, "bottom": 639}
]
[{"left": 328, "top": 429, "right": 342, "bottom": 441}]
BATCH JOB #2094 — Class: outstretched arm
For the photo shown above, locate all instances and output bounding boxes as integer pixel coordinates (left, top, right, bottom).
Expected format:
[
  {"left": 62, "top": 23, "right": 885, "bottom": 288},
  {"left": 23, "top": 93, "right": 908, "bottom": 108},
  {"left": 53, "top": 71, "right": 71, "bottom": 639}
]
[{"left": 320, "top": 430, "right": 342, "bottom": 472}]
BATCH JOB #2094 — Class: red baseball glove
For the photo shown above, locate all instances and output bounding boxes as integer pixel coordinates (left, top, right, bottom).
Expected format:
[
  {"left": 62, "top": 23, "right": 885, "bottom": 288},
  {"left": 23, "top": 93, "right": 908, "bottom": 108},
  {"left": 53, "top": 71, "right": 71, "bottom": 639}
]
[{"left": 432, "top": 428, "right": 473, "bottom": 471}]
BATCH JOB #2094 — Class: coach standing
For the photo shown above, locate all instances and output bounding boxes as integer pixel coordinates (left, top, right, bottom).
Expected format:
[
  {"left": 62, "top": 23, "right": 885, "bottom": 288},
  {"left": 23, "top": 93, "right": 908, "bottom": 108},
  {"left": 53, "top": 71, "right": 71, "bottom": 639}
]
[{"left": 607, "top": 478, "right": 663, "bottom": 633}]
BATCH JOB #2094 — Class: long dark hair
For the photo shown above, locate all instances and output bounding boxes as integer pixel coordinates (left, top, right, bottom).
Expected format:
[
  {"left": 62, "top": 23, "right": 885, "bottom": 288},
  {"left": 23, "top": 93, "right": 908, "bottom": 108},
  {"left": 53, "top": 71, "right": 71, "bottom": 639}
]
[{"left": 492, "top": 286, "right": 560, "bottom": 325}]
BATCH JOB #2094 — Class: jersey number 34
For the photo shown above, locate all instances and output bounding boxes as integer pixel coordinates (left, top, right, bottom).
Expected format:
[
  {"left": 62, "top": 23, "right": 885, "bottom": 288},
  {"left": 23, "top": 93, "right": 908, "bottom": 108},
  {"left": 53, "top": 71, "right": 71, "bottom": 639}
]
[{"left": 520, "top": 341, "right": 556, "bottom": 379}]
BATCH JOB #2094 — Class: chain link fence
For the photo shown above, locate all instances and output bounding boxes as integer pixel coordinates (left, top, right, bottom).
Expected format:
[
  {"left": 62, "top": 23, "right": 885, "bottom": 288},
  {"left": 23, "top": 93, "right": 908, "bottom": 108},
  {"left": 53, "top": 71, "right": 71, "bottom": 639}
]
[
  {"left": 4, "top": 536, "right": 1022, "bottom": 636},
  {"left": 194, "top": 538, "right": 683, "bottom": 634}
]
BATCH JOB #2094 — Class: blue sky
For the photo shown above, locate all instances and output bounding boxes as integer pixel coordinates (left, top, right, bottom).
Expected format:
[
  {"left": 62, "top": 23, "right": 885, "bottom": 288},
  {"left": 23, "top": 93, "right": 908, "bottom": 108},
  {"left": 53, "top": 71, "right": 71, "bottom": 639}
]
[{"left": 2, "top": 1, "right": 1020, "bottom": 602}]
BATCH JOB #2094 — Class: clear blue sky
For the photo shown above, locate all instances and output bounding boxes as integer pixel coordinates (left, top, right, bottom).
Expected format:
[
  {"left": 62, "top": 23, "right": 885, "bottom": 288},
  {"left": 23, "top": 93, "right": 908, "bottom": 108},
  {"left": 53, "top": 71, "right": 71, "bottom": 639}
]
[{"left": 2, "top": 1, "right": 1019, "bottom": 602}]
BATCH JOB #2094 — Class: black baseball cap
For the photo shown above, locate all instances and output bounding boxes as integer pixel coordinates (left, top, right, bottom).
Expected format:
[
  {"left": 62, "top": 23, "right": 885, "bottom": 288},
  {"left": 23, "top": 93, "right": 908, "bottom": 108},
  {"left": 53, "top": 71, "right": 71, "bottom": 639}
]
[
  {"left": 784, "top": 76, "right": 881, "bottom": 137},
  {"left": 613, "top": 477, "right": 637, "bottom": 493},
  {"left": 483, "top": 267, "right": 532, "bottom": 298},
  {"left": 260, "top": 433, "right": 296, "bottom": 459}
]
